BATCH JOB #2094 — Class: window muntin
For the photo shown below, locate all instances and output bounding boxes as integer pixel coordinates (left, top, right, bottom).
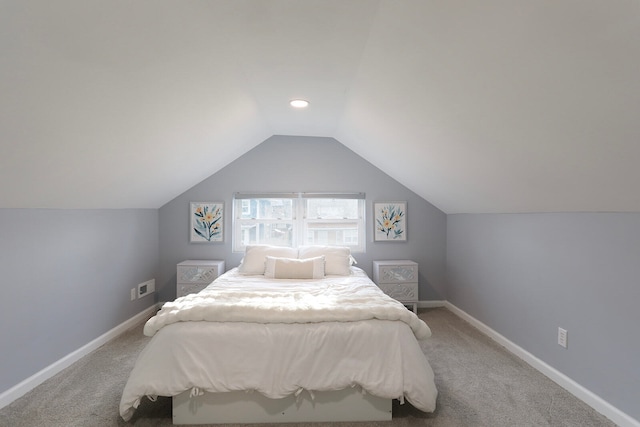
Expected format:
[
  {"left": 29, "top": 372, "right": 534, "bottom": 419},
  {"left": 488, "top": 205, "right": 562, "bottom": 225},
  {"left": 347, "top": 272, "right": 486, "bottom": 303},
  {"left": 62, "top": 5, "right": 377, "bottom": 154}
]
[{"left": 233, "top": 193, "right": 365, "bottom": 253}]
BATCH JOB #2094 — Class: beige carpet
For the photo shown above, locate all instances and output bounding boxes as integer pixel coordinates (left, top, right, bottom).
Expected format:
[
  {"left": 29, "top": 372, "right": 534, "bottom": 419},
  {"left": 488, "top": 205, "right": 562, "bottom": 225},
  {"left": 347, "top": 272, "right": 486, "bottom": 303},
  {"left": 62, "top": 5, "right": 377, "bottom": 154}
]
[{"left": 0, "top": 308, "right": 616, "bottom": 426}]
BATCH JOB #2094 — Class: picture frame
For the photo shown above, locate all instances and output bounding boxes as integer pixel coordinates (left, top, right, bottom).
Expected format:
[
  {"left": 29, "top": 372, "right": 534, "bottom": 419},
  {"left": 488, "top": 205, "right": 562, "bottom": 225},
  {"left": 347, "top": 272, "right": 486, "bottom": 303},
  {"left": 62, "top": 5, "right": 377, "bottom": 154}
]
[
  {"left": 190, "top": 202, "right": 224, "bottom": 243},
  {"left": 374, "top": 201, "right": 407, "bottom": 241}
]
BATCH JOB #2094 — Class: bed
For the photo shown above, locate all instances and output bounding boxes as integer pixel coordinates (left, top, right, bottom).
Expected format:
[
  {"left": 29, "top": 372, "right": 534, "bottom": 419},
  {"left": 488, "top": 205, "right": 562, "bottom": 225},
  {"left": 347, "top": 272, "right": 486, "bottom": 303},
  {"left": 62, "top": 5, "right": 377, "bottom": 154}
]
[{"left": 119, "top": 245, "right": 438, "bottom": 424}]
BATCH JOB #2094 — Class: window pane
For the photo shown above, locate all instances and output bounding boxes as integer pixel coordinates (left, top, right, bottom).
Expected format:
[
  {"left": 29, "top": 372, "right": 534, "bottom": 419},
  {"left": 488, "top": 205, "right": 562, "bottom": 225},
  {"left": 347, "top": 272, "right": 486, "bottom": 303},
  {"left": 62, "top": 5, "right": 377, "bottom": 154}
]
[
  {"left": 306, "top": 199, "right": 359, "bottom": 219},
  {"left": 240, "top": 222, "right": 293, "bottom": 247},
  {"left": 241, "top": 200, "right": 250, "bottom": 216},
  {"left": 239, "top": 199, "right": 293, "bottom": 220},
  {"left": 304, "top": 221, "right": 359, "bottom": 246}
]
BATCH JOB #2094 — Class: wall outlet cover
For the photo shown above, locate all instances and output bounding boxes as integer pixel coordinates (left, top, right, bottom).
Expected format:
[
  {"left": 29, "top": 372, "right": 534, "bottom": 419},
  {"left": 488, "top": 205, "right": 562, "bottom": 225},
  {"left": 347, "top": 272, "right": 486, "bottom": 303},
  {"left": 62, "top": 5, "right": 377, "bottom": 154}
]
[{"left": 558, "top": 327, "right": 568, "bottom": 348}]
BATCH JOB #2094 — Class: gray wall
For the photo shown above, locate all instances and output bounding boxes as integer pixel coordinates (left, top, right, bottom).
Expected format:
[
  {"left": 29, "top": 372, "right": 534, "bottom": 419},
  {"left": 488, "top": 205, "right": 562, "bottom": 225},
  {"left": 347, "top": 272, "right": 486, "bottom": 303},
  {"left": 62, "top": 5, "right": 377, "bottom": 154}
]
[
  {"left": 446, "top": 213, "right": 640, "bottom": 421},
  {"left": 0, "top": 208, "right": 159, "bottom": 394},
  {"left": 158, "top": 135, "right": 447, "bottom": 302},
  {"left": 2, "top": 136, "right": 637, "bottom": 423}
]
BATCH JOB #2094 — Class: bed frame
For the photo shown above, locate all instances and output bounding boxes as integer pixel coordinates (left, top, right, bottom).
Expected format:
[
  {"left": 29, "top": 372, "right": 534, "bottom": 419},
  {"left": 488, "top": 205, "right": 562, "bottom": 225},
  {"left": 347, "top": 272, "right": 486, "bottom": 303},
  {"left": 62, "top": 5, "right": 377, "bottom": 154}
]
[{"left": 172, "top": 388, "right": 392, "bottom": 424}]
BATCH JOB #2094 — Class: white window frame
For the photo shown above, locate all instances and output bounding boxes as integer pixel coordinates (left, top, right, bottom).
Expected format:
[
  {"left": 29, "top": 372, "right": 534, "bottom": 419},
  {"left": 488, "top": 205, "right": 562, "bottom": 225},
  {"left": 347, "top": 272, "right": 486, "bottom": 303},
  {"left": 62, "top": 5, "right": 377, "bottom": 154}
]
[{"left": 233, "top": 192, "right": 365, "bottom": 253}]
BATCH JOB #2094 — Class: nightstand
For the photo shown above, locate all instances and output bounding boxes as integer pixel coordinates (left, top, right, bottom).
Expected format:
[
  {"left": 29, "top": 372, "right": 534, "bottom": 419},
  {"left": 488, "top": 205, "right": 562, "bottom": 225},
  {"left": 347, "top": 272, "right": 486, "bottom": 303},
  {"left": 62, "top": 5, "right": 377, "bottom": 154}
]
[
  {"left": 176, "top": 260, "right": 225, "bottom": 298},
  {"left": 372, "top": 260, "right": 418, "bottom": 313}
]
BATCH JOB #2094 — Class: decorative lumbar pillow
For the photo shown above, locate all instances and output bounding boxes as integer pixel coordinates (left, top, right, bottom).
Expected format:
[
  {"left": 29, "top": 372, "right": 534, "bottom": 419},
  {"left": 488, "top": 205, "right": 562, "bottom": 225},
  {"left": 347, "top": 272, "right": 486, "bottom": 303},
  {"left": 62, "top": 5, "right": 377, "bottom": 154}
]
[
  {"left": 298, "top": 245, "right": 354, "bottom": 276},
  {"left": 264, "top": 256, "right": 325, "bottom": 279},
  {"left": 238, "top": 245, "right": 298, "bottom": 275}
]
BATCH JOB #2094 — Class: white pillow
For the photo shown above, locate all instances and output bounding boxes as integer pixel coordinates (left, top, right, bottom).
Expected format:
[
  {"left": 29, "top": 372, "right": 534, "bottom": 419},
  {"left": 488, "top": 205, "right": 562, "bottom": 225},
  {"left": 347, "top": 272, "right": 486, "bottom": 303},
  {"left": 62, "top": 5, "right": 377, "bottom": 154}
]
[
  {"left": 298, "top": 245, "right": 354, "bottom": 276},
  {"left": 238, "top": 245, "right": 298, "bottom": 275},
  {"left": 264, "top": 256, "right": 325, "bottom": 279}
]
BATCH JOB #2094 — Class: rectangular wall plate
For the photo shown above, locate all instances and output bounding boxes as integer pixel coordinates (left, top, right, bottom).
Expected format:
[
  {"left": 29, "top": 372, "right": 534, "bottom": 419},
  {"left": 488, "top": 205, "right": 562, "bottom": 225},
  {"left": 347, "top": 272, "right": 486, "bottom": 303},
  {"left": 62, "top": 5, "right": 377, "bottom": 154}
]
[
  {"left": 558, "top": 327, "right": 568, "bottom": 348},
  {"left": 138, "top": 279, "right": 155, "bottom": 298}
]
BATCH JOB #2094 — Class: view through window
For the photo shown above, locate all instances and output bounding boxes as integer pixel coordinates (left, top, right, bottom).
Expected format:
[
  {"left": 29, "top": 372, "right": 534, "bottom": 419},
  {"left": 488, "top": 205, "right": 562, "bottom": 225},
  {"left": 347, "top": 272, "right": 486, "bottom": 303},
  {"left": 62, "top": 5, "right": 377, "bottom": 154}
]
[{"left": 233, "top": 193, "right": 365, "bottom": 252}]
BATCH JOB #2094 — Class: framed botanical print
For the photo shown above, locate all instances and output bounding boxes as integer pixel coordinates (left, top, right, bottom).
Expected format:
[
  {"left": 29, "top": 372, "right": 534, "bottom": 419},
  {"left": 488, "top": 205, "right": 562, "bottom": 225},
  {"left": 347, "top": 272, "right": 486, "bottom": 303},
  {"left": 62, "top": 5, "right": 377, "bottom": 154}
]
[
  {"left": 190, "top": 202, "right": 224, "bottom": 243},
  {"left": 374, "top": 202, "right": 407, "bottom": 241}
]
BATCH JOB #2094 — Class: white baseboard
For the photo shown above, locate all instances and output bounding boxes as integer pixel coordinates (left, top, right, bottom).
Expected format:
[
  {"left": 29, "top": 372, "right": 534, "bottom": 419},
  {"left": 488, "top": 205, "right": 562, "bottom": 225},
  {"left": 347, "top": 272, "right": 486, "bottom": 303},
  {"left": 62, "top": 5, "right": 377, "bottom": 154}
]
[
  {"left": 0, "top": 304, "right": 160, "bottom": 410},
  {"left": 444, "top": 302, "right": 640, "bottom": 427},
  {"left": 418, "top": 300, "right": 447, "bottom": 308}
]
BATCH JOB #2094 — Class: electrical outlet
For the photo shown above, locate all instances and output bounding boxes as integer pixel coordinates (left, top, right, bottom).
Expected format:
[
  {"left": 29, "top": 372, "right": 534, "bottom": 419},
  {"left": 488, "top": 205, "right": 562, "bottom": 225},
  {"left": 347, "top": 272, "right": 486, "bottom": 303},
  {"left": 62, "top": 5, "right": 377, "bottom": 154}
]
[
  {"left": 147, "top": 278, "right": 155, "bottom": 293},
  {"left": 558, "top": 327, "right": 568, "bottom": 348},
  {"left": 130, "top": 288, "right": 136, "bottom": 301}
]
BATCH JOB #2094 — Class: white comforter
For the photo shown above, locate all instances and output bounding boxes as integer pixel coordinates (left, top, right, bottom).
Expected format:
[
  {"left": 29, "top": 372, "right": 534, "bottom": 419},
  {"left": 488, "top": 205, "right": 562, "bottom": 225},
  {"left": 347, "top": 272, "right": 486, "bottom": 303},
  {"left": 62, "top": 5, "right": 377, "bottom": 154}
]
[
  {"left": 120, "top": 268, "right": 438, "bottom": 421},
  {"left": 145, "top": 268, "right": 431, "bottom": 339}
]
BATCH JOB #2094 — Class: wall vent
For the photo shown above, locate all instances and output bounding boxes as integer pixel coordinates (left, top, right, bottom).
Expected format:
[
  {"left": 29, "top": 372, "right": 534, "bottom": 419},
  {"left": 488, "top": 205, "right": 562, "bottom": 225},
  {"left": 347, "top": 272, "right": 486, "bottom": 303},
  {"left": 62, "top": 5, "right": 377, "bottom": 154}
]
[{"left": 138, "top": 279, "right": 155, "bottom": 298}]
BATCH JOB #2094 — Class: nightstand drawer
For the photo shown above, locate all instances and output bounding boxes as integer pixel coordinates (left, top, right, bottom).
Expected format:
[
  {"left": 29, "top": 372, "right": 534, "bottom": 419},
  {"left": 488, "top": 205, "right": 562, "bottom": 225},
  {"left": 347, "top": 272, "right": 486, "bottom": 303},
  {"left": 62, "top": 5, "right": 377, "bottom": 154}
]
[
  {"left": 378, "top": 282, "right": 418, "bottom": 301},
  {"left": 178, "top": 283, "right": 209, "bottom": 297},
  {"left": 373, "top": 260, "right": 418, "bottom": 284},
  {"left": 177, "top": 265, "right": 220, "bottom": 285}
]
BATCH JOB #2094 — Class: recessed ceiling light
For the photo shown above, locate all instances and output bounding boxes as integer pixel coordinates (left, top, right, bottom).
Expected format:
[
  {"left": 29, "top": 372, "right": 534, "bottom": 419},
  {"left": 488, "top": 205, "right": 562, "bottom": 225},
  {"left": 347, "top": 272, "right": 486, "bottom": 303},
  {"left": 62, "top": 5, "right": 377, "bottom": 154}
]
[{"left": 290, "top": 99, "right": 309, "bottom": 108}]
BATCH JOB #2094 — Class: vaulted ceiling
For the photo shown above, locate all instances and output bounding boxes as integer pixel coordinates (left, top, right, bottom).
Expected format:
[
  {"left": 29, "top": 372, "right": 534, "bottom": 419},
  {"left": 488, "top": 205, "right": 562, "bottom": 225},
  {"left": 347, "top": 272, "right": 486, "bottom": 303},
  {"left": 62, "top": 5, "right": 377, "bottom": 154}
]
[{"left": 2, "top": 1, "right": 639, "bottom": 213}]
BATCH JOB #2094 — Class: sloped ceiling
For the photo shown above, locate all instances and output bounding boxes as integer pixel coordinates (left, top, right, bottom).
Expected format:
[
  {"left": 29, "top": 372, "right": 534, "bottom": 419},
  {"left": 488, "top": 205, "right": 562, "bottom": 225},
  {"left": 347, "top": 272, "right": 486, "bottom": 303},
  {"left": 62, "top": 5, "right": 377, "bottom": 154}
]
[{"left": 1, "top": 1, "right": 639, "bottom": 213}]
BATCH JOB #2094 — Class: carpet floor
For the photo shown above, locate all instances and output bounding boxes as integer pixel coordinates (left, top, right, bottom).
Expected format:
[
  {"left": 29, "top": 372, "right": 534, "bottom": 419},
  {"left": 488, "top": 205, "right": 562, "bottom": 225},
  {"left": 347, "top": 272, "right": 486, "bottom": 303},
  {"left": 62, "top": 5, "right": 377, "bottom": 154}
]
[{"left": 0, "top": 307, "right": 616, "bottom": 426}]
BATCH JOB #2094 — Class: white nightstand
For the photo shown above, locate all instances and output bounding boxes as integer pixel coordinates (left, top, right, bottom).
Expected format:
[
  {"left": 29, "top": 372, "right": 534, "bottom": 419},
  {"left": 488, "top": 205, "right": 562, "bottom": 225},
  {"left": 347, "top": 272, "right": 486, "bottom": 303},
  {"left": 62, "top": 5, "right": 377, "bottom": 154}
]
[
  {"left": 372, "top": 260, "right": 419, "bottom": 313},
  {"left": 176, "top": 260, "right": 225, "bottom": 298}
]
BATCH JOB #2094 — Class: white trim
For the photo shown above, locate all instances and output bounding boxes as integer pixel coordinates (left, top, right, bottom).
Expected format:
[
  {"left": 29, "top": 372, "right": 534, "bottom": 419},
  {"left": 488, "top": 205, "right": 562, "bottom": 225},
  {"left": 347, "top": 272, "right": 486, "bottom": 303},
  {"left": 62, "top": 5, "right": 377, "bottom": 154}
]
[
  {"left": 0, "top": 304, "right": 160, "bottom": 410},
  {"left": 444, "top": 302, "right": 640, "bottom": 427},
  {"left": 417, "top": 300, "right": 446, "bottom": 308}
]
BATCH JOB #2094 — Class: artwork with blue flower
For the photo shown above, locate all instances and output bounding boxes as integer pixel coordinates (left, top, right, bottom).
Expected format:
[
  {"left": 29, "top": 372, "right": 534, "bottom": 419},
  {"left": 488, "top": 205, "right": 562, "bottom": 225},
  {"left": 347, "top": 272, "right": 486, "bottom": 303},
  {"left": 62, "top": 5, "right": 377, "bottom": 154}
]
[
  {"left": 190, "top": 202, "right": 224, "bottom": 243},
  {"left": 374, "top": 202, "right": 407, "bottom": 241}
]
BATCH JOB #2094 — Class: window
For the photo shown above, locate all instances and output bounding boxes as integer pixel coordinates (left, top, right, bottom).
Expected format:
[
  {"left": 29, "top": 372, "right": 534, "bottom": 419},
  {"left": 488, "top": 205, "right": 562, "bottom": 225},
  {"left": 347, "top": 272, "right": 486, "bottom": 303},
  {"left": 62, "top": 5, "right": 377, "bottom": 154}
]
[{"left": 233, "top": 192, "right": 365, "bottom": 253}]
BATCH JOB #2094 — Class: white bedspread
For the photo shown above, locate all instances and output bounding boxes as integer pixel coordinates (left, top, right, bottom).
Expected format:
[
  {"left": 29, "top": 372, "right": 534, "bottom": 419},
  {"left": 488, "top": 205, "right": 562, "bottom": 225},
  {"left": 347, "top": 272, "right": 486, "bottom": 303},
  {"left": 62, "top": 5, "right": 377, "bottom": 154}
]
[
  {"left": 120, "top": 268, "right": 438, "bottom": 421},
  {"left": 144, "top": 268, "right": 431, "bottom": 340}
]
